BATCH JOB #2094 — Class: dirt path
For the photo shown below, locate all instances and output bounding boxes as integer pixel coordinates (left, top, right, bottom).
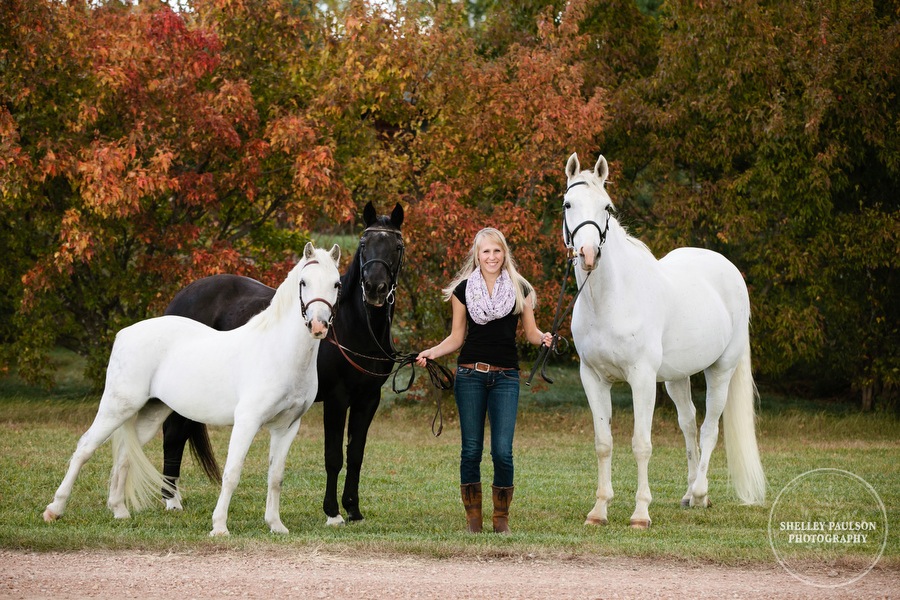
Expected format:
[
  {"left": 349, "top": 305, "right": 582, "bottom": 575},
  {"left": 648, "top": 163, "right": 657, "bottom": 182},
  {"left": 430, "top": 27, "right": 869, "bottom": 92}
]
[{"left": 1, "top": 549, "right": 895, "bottom": 599}]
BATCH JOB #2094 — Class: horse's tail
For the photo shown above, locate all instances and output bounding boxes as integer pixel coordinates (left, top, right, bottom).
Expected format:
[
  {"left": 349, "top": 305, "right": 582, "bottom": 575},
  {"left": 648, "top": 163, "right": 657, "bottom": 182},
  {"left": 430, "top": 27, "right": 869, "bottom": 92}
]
[
  {"left": 188, "top": 422, "right": 222, "bottom": 484},
  {"left": 111, "top": 419, "right": 174, "bottom": 511},
  {"left": 722, "top": 339, "right": 767, "bottom": 506}
]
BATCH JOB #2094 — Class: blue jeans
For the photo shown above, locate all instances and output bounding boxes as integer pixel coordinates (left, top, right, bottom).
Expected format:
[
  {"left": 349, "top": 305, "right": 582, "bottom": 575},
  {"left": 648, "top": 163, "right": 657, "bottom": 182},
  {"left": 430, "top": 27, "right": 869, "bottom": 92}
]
[{"left": 454, "top": 366, "right": 520, "bottom": 487}]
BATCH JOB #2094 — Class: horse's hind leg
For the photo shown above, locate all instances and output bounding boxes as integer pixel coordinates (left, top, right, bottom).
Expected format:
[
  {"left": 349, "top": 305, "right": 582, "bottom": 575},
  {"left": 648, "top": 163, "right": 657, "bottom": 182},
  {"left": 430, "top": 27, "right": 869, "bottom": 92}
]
[
  {"left": 44, "top": 395, "right": 139, "bottom": 522},
  {"left": 343, "top": 395, "right": 380, "bottom": 522},
  {"left": 690, "top": 367, "right": 733, "bottom": 508},
  {"left": 664, "top": 378, "right": 700, "bottom": 507},
  {"left": 161, "top": 412, "right": 192, "bottom": 510},
  {"left": 264, "top": 416, "right": 303, "bottom": 534},
  {"left": 107, "top": 400, "right": 172, "bottom": 518},
  {"left": 322, "top": 398, "right": 349, "bottom": 526}
]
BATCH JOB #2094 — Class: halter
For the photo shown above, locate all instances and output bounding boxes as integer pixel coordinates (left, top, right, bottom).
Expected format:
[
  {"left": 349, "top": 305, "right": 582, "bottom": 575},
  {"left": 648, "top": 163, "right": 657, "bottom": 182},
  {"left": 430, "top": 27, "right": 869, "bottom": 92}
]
[
  {"left": 358, "top": 226, "right": 405, "bottom": 306},
  {"left": 298, "top": 259, "right": 340, "bottom": 327},
  {"left": 562, "top": 180, "right": 612, "bottom": 256}
]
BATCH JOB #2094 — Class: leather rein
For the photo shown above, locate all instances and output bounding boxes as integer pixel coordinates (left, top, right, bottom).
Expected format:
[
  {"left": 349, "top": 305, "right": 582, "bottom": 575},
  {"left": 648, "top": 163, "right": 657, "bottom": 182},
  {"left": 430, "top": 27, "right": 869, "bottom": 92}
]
[{"left": 324, "top": 226, "right": 453, "bottom": 436}]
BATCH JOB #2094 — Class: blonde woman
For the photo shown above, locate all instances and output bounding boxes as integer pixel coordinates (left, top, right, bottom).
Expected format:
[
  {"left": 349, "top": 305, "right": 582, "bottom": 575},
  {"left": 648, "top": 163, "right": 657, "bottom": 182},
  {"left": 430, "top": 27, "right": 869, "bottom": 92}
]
[{"left": 417, "top": 228, "right": 552, "bottom": 534}]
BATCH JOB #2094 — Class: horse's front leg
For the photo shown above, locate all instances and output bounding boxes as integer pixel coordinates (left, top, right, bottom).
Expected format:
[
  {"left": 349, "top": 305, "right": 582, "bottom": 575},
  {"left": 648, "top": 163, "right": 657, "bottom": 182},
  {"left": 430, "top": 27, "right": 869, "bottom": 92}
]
[
  {"left": 629, "top": 373, "right": 658, "bottom": 529},
  {"left": 322, "top": 397, "right": 349, "bottom": 526},
  {"left": 210, "top": 418, "right": 260, "bottom": 536},
  {"left": 343, "top": 394, "right": 381, "bottom": 522},
  {"left": 264, "top": 415, "right": 303, "bottom": 534},
  {"left": 664, "top": 378, "right": 700, "bottom": 506},
  {"left": 580, "top": 364, "right": 614, "bottom": 526}
]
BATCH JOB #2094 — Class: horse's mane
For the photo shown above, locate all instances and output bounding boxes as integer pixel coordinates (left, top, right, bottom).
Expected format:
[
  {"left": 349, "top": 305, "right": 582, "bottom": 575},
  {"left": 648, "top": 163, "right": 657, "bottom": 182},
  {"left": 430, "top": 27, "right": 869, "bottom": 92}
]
[
  {"left": 246, "top": 258, "right": 305, "bottom": 331},
  {"left": 576, "top": 170, "right": 656, "bottom": 260}
]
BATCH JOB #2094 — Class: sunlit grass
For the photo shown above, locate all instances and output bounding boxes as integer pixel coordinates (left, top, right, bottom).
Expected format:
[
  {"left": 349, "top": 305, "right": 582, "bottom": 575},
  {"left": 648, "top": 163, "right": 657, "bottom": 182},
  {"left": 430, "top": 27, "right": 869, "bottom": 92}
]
[{"left": 1, "top": 355, "right": 898, "bottom": 567}]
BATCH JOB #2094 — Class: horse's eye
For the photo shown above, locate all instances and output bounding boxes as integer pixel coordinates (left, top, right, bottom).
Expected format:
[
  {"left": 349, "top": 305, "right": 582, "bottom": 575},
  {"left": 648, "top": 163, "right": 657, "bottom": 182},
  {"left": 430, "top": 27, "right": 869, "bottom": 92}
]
[
  {"left": 299, "top": 280, "right": 306, "bottom": 288},
  {"left": 334, "top": 282, "right": 341, "bottom": 290},
  {"left": 564, "top": 201, "right": 571, "bottom": 210}
]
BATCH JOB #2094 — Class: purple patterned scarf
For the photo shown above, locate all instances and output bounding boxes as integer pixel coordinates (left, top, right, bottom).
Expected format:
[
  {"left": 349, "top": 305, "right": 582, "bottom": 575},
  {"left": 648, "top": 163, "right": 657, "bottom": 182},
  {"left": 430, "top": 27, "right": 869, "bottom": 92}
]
[{"left": 466, "top": 268, "right": 516, "bottom": 325}]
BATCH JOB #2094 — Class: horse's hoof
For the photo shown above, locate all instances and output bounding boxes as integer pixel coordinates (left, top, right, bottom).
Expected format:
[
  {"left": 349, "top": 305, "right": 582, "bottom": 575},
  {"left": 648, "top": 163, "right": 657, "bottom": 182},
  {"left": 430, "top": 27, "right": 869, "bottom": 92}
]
[
  {"left": 42, "top": 508, "right": 59, "bottom": 523},
  {"left": 584, "top": 516, "right": 608, "bottom": 526},
  {"left": 269, "top": 525, "right": 289, "bottom": 535},
  {"left": 630, "top": 519, "right": 651, "bottom": 529},
  {"left": 347, "top": 512, "right": 364, "bottom": 523},
  {"left": 325, "top": 515, "right": 345, "bottom": 527},
  {"left": 681, "top": 498, "right": 691, "bottom": 507},
  {"left": 208, "top": 528, "right": 230, "bottom": 537}
]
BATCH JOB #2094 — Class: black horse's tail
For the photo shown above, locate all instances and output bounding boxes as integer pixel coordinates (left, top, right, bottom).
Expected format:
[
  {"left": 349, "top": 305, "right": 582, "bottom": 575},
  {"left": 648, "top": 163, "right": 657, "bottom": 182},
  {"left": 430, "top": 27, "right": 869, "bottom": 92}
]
[{"left": 188, "top": 421, "right": 222, "bottom": 484}]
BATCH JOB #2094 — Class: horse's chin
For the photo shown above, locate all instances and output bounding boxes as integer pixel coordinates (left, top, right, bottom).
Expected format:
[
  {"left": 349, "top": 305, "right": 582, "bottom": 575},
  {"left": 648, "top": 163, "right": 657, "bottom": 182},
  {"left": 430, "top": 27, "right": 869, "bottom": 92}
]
[
  {"left": 311, "top": 329, "right": 328, "bottom": 340},
  {"left": 579, "top": 258, "right": 598, "bottom": 272},
  {"left": 364, "top": 297, "right": 386, "bottom": 308}
]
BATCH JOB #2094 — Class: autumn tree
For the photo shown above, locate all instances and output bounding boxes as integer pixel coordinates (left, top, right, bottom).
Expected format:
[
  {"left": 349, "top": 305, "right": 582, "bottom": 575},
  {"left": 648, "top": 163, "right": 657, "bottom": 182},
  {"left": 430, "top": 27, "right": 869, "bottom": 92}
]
[{"left": 1, "top": 1, "right": 350, "bottom": 384}]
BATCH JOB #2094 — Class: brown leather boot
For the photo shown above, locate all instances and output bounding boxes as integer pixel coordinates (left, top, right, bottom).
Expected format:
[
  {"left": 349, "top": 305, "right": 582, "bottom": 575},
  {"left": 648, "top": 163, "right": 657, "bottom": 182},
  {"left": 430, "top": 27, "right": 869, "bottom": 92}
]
[
  {"left": 461, "top": 483, "right": 482, "bottom": 533},
  {"left": 491, "top": 485, "right": 514, "bottom": 534}
]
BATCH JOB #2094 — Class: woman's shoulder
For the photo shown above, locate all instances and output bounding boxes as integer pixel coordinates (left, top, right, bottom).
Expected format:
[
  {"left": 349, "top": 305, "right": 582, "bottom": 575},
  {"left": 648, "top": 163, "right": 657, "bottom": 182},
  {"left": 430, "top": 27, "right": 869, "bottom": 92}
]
[{"left": 453, "top": 279, "right": 467, "bottom": 302}]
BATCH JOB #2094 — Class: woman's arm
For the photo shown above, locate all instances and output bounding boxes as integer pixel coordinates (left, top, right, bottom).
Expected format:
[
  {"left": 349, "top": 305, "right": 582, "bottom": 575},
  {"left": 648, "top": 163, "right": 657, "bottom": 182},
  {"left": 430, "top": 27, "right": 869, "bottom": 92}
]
[
  {"left": 521, "top": 293, "right": 552, "bottom": 347},
  {"left": 416, "top": 295, "right": 468, "bottom": 366}
]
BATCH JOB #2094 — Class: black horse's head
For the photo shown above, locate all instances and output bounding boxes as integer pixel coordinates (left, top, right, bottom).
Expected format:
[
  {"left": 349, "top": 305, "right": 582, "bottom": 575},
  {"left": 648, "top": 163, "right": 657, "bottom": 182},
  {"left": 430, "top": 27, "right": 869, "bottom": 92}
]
[{"left": 357, "top": 201, "right": 404, "bottom": 307}]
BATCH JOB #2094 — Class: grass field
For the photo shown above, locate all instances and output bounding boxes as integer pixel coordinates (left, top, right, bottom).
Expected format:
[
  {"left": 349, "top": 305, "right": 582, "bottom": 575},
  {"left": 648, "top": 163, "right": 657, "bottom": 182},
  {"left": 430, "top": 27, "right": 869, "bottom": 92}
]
[{"left": 1, "top": 350, "right": 897, "bottom": 568}]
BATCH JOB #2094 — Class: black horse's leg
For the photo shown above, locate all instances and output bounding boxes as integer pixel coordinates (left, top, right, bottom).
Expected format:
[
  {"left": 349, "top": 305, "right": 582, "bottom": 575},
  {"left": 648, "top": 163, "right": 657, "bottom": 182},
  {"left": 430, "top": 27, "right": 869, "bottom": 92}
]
[
  {"left": 162, "top": 412, "right": 192, "bottom": 510},
  {"left": 342, "top": 393, "right": 382, "bottom": 522},
  {"left": 322, "top": 397, "right": 349, "bottom": 524}
]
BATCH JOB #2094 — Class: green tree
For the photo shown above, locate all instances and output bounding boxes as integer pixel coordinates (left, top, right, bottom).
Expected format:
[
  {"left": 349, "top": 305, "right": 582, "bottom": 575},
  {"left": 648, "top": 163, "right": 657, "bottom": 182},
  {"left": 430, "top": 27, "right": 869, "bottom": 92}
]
[{"left": 611, "top": 0, "right": 899, "bottom": 407}]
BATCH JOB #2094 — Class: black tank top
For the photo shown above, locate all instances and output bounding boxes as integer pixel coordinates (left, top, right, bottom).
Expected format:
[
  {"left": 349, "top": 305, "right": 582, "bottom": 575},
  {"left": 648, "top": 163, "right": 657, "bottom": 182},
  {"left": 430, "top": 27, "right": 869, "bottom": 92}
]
[{"left": 453, "top": 279, "right": 520, "bottom": 370}]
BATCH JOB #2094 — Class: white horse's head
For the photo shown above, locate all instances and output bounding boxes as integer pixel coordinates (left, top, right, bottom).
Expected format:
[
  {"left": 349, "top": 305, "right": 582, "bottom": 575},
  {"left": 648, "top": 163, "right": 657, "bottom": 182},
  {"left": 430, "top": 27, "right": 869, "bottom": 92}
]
[
  {"left": 564, "top": 152, "right": 613, "bottom": 271},
  {"left": 299, "top": 242, "right": 342, "bottom": 338}
]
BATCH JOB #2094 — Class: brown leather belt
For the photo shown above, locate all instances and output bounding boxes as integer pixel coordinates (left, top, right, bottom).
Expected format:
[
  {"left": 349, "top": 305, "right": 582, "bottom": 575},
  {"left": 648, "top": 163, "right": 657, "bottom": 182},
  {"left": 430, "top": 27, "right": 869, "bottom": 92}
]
[{"left": 459, "top": 362, "right": 516, "bottom": 373}]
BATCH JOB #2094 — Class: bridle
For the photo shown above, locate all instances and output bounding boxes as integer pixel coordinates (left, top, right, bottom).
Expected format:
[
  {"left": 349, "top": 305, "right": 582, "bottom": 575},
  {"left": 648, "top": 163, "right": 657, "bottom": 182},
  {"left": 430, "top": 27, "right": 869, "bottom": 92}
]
[
  {"left": 358, "top": 226, "right": 405, "bottom": 306},
  {"left": 562, "top": 180, "right": 611, "bottom": 256},
  {"left": 298, "top": 259, "right": 340, "bottom": 328},
  {"left": 325, "top": 226, "right": 453, "bottom": 435},
  {"left": 527, "top": 179, "right": 612, "bottom": 386}
]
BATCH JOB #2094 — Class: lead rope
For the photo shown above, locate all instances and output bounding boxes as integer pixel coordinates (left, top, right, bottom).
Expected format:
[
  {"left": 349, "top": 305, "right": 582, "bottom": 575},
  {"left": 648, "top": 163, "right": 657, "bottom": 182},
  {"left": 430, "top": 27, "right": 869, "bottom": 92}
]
[{"left": 527, "top": 250, "right": 592, "bottom": 386}]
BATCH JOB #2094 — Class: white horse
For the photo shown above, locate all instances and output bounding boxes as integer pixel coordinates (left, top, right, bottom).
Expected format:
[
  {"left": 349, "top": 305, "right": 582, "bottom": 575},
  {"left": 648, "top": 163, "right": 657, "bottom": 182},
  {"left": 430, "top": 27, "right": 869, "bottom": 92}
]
[
  {"left": 43, "top": 242, "right": 342, "bottom": 536},
  {"left": 563, "top": 153, "right": 766, "bottom": 529}
]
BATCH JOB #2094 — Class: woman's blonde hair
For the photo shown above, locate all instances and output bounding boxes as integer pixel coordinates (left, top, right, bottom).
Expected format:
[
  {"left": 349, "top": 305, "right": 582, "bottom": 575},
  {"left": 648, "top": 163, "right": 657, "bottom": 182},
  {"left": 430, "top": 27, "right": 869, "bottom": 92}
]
[{"left": 442, "top": 227, "right": 535, "bottom": 314}]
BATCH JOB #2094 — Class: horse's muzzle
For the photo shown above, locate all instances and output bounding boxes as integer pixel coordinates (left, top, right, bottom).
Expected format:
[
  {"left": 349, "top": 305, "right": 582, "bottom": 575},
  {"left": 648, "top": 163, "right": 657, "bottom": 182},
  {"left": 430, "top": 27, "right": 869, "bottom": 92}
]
[{"left": 579, "top": 245, "right": 600, "bottom": 271}]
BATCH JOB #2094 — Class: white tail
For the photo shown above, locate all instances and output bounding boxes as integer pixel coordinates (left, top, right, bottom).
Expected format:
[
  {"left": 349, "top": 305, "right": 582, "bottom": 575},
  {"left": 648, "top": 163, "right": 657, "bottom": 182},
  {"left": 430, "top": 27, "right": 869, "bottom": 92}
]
[
  {"left": 111, "top": 419, "right": 174, "bottom": 512},
  {"left": 722, "top": 341, "right": 767, "bottom": 505}
]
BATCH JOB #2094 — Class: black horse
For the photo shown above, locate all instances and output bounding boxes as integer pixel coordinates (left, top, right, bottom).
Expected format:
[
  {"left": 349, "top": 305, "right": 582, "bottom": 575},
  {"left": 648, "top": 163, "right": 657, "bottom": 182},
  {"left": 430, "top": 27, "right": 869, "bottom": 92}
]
[{"left": 161, "top": 201, "right": 405, "bottom": 525}]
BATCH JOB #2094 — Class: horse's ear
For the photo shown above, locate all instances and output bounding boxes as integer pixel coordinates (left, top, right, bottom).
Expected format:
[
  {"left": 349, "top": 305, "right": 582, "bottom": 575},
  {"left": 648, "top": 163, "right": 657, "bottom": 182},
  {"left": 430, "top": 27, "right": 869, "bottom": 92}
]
[
  {"left": 390, "top": 202, "right": 404, "bottom": 228},
  {"left": 329, "top": 243, "right": 341, "bottom": 265},
  {"left": 363, "top": 201, "right": 377, "bottom": 227},
  {"left": 594, "top": 155, "right": 609, "bottom": 184},
  {"left": 304, "top": 241, "right": 315, "bottom": 260},
  {"left": 565, "top": 153, "right": 580, "bottom": 181}
]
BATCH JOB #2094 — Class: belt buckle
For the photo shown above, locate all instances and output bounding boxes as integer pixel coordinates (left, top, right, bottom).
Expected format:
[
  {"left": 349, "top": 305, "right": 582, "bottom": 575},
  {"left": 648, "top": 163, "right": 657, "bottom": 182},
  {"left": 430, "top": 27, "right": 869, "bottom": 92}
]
[{"left": 474, "top": 362, "right": 490, "bottom": 373}]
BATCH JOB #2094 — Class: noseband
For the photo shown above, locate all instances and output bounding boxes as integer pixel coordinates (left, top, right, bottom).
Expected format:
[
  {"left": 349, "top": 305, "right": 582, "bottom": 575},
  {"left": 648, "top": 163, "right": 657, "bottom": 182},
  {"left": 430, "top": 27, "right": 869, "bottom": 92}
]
[
  {"left": 562, "top": 180, "right": 611, "bottom": 256},
  {"left": 298, "top": 259, "right": 340, "bottom": 327},
  {"left": 358, "top": 226, "right": 405, "bottom": 305}
]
